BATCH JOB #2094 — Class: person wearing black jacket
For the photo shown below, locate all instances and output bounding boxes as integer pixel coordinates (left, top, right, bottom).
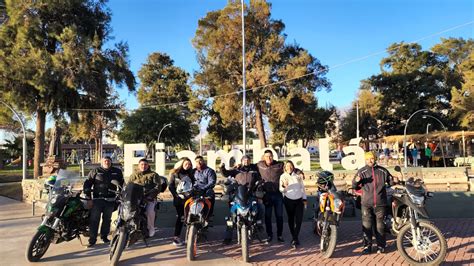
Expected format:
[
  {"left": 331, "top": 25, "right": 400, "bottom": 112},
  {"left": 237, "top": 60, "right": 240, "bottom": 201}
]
[
  {"left": 168, "top": 157, "right": 194, "bottom": 246},
  {"left": 352, "top": 151, "right": 397, "bottom": 254},
  {"left": 83, "top": 156, "right": 124, "bottom": 247}
]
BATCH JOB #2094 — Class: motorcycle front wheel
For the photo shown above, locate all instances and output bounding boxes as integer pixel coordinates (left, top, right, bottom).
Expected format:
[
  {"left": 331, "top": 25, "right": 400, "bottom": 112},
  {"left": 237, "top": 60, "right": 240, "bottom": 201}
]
[
  {"left": 397, "top": 221, "right": 447, "bottom": 266},
  {"left": 186, "top": 224, "right": 198, "bottom": 261},
  {"left": 320, "top": 224, "right": 338, "bottom": 258},
  {"left": 26, "top": 230, "right": 53, "bottom": 262},
  {"left": 241, "top": 225, "right": 249, "bottom": 262},
  {"left": 110, "top": 228, "right": 128, "bottom": 266}
]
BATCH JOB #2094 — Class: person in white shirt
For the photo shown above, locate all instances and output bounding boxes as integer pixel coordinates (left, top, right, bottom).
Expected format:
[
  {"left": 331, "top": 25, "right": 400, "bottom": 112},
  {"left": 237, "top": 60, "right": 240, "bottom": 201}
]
[{"left": 279, "top": 160, "right": 307, "bottom": 248}]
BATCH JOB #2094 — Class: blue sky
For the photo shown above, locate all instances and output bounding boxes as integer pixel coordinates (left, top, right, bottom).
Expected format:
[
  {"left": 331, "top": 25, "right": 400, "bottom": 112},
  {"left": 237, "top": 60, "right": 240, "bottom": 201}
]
[{"left": 107, "top": 0, "right": 473, "bottom": 112}]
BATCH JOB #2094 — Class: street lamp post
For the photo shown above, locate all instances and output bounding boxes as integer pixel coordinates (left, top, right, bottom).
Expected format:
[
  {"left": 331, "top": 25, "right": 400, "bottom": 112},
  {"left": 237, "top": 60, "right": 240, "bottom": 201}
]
[
  {"left": 426, "top": 123, "right": 431, "bottom": 135},
  {"left": 0, "top": 100, "right": 27, "bottom": 180},
  {"left": 157, "top": 123, "right": 172, "bottom": 144},
  {"left": 403, "top": 109, "right": 429, "bottom": 168},
  {"left": 241, "top": 0, "right": 247, "bottom": 155}
]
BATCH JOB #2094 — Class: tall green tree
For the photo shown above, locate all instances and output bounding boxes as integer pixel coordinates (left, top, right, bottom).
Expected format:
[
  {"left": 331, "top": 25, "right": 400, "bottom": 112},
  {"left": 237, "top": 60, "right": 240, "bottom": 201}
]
[
  {"left": 193, "top": 1, "right": 330, "bottom": 147},
  {"left": 367, "top": 42, "right": 455, "bottom": 135},
  {"left": 0, "top": 0, "right": 134, "bottom": 176},
  {"left": 450, "top": 50, "right": 473, "bottom": 129},
  {"left": 118, "top": 108, "right": 194, "bottom": 148}
]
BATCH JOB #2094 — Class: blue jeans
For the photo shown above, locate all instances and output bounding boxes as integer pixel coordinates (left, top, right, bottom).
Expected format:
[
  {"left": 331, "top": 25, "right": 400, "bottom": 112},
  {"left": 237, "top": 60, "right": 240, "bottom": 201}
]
[
  {"left": 264, "top": 192, "right": 284, "bottom": 238},
  {"left": 89, "top": 199, "right": 115, "bottom": 244}
]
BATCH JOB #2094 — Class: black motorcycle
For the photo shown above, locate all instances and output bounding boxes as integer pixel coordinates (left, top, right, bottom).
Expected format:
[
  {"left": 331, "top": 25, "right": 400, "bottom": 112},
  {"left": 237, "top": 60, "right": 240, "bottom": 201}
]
[
  {"left": 351, "top": 166, "right": 447, "bottom": 265},
  {"left": 26, "top": 170, "right": 90, "bottom": 262},
  {"left": 389, "top": 166, "right": 447, "bottom": 265},
  {"left": 109, "top": 181, "right": 160, "bottom": 266}
]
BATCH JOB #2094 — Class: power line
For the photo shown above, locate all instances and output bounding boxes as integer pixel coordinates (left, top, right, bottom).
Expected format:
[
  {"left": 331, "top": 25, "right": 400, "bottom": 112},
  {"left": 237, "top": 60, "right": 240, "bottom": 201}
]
[{"left": 70, "top": 20, "right": 474, "bottom": 112}]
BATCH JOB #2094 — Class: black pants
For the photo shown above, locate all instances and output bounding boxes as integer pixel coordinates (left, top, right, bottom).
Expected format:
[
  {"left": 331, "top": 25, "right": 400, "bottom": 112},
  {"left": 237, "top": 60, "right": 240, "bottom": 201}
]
[
  {"left": 89, "top": 199, "right": 115, "bottom": 244},
  {"left": 264, "top": 192, "right": 284, "bottom": 238},
  {"left": 283, "top": 197, "right": 304, "bottom": 241},
  {"left": 173, "top": 198, "right": 185, "bottom": 237},
  {"left": 361, "top": 205, "right": 386, "bottom": 248}
]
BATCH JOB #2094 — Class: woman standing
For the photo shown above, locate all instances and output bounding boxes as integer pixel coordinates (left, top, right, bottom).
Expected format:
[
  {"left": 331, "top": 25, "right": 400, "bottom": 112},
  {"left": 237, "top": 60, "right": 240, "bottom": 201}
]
[
  {"left": 168, "top": 157, "right": 194, "bottom": 246},
  {"left": 280, "top": 160, "right": 307, "bottom": 248}
]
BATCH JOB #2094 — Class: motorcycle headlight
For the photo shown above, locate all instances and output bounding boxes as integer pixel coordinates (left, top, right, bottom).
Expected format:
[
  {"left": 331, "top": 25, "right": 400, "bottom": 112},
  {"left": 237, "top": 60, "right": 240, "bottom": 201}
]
[
  {"left": 334, "top": 198, "right": 343, "bottom": 213},
  {"left": 237, "top": 206, "right": 249, "bottom": 216},
  {"left": 409, "top": 194, "right": 425, "bottom": 205},
  {"left": 190, "top": 202, "right": 204, "bottom": 215}
]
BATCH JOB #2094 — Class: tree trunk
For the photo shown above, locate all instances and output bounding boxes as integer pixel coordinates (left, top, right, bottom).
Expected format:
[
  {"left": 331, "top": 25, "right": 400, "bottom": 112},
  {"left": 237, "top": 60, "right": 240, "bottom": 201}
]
[
  {"left": 254, "top": 101, "right": 267, "bottom": 148},
  {"left": 34, "top": 109, "right": 46, "bottom": 178}
]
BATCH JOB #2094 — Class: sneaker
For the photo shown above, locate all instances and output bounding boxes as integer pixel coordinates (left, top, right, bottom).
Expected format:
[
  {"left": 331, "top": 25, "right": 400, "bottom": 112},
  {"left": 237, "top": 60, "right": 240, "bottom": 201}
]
[
  {"left": 362, "top": 246, "right": 372, "bottom": 254},
  {"left": 277, "top": 236, "right": 285, "bottom": 243},
  {"left": 172, "top": 237, "right": 184, "bottom": 246},
  {"left": 376, "top": 247, "right": 385, "bottom": 254},
  {"left": 265, "top": 236, "right": 273, "bottom": 245},
  {"left": 149, "top": 228, "right": 156, "bottom": 237},
  {"left": 291, "top": 240, "right": 297, "bottom": 249},
  {"left": 223, "top": 238, "right": 232, "bottom": 245},
  {"left": 101, "top": 238, "right": 110, "bottom": 244}
]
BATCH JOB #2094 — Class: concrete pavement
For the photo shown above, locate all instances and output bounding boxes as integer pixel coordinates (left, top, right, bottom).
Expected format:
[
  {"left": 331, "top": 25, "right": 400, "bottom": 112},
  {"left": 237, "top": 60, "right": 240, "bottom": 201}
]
[
  {"left": 0, "top": 196, "right": 249, "bottom": 266},
  {"left": 1, "top": 196, "right": 473, "bottom": 265}
]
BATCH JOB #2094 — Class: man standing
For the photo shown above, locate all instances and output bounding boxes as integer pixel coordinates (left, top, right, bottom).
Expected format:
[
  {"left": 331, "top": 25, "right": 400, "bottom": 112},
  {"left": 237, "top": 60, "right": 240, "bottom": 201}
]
[
  {"left": 83, "top": 156, "right": 123, "bottom": 247},
  {"left": 128, "top": 158, "right": 166, "bottom": 237},
  {"left": 352, "top": 151, "right": 397, "bottom": 254},
  {"left": 257, "top": 149, "right": 286, "bottom": 244},
  {"left": 193, "top": 156, "right": 217, "bottom": 218}
]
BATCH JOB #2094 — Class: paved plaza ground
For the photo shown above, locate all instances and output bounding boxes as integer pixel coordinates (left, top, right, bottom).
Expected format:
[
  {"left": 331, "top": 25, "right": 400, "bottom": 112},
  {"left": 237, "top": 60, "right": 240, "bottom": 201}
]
[{"left": 0, "top": 196, "right": 472, "bottom": 265}]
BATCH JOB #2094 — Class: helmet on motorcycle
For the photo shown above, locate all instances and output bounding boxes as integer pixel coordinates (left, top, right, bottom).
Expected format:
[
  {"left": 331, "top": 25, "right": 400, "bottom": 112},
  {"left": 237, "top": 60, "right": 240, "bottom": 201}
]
[
  {"left": 316, "top": 171, "right": 334, "bottom": 185},
  {"left": 46, "top": 175, "right": 57, "bottom": 186},
  {"left": 177, "top": 180, "right": 192, "bottom": 198}
]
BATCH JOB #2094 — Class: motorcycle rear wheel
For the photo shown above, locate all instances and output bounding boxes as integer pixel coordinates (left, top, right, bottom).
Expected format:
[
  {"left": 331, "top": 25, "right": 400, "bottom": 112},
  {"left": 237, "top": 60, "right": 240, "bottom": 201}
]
[
  {"left": 397, "top": 221, "right": 447, "bottom": 266},
  {"left": 320, "top": 224, "right": 338, "bottom": 258},
  {"left": 25, "top": 230, "right": 52, "bottom": 262}
]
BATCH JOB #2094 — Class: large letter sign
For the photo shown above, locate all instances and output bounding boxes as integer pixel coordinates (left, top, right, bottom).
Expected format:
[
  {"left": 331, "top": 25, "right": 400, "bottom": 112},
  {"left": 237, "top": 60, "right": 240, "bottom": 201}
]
[
  {"left": 341, "top": 137, "right": 365, "bottom": 170},
  {"left": 123, "top": 138, "right": 367, "bottom": 176},
  {"left": 124, "top": 143, "right": 147, "bottom": 177},
  {"left": 288, "top": 147, "right": 311, "bottom": 171}
]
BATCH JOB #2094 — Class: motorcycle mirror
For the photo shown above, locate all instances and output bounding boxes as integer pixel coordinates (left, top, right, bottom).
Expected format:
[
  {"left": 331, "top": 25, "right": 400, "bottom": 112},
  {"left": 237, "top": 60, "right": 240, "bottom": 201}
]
[{"left": 111, "top": 180, "right": 122, "bottom": 189}]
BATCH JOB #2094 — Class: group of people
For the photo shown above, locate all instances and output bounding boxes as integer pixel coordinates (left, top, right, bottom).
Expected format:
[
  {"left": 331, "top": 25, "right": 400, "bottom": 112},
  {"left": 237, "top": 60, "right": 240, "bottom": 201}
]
[{"left": 82, "top": 149, "right": 399, "bottom": 255}]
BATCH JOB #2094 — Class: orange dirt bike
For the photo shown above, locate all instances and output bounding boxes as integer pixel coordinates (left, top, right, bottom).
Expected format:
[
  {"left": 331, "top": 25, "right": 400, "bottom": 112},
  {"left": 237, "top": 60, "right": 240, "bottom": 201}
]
[
  {"left": 313, "top": 187, "right": 346, "bottom": 258},
  {"left": 178, "top": 183, "right": 212, "bottom": 261}
]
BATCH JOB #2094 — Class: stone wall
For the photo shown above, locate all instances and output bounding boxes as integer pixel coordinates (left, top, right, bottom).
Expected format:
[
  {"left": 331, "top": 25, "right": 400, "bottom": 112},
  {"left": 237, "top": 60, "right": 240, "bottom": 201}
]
[{"left": 21, "top": 167, "right": 470, "bottom": 206}]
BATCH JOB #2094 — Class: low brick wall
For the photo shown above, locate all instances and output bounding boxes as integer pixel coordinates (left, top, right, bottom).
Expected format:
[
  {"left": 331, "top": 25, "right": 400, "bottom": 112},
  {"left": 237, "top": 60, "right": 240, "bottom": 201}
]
[
  {"left": 21, "top": 167, "right": 470, "bottom": 206},
  {"left": 21, "top": 178, "right": 52, "bottom": 205}
]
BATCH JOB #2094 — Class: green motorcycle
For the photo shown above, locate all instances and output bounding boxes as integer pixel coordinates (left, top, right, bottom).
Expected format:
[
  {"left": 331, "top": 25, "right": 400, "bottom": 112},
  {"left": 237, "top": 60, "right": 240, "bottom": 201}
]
[{"left": 25, "top": 170, "right": 90, "bottom": 262}]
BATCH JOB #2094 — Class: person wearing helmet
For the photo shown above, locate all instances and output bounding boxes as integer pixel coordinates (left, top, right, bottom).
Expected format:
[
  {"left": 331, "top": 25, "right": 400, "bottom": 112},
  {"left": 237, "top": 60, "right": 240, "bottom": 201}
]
[
  {"left": 316, "top": 170, "right": 337, "bottom": 193},
  {"left": 352, "top": 151, "right": 397, "bottom": 254},
  {"left": 128, "top": 158, "right": 167, "bottom": 238},
  {"left": 168, "top": 157, "right": 195, "bottom": 246}
]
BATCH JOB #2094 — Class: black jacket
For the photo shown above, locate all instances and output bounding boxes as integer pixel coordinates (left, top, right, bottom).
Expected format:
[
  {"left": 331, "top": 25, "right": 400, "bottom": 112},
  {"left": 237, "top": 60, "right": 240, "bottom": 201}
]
[
  {"left": 352, "top": 164, "right": 394, "bottom": 207},
  {"left": 220, "top": 163, "right": 259, "bottom": 178},
  {"left": 83, "top": 166, "right": 124, "bottom": 199},
  {"left": 256, "top": 160, "right": 284, "bottom": 193}
]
